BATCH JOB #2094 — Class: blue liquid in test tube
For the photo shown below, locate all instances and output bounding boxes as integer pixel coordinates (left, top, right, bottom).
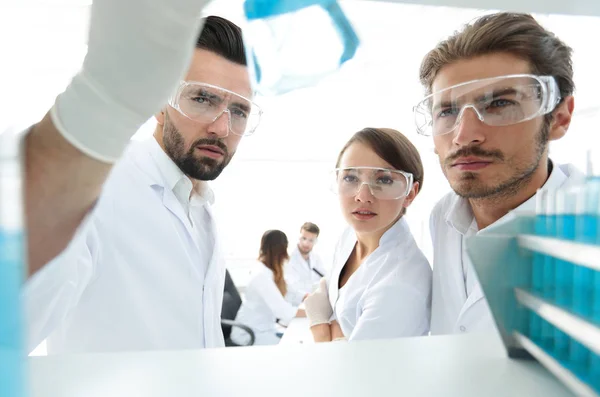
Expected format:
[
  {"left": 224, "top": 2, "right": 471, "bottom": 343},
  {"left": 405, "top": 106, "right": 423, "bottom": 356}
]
[
  {"left": 569, "top": 154, "right": 600, "bottom": 375},
  {"left": 544, "top": 189, "right": 557, "bottom": 300},
  {"left": 554, "top": 188, "right": 577, "bottom": 360},
  {"left": 540, "top": 189, "right": 556, "bottom": 349},
  {"left": 555, "top": 188, "right": 577, "bottom": 307},
  {"left": 574, "top": 175, "right": 600, "bottom": 318},
  {"left": 0, "top": 128, "right": 27, "bottom": 397},
  {"left": 530, "top": 189, "right": 547, "bottom": 343},
  {"left": 583, "top": 156, "right": 600, "bottom": 389}
]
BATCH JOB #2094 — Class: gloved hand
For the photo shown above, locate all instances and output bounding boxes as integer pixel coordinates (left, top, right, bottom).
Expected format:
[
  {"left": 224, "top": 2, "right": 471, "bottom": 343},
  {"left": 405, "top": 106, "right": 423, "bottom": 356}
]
[
  {"left": 304, "top": 278, "right": 333, "bottom": 327},
  {"left": 51, "top": 0, "right": 211, "bottom": 163}
]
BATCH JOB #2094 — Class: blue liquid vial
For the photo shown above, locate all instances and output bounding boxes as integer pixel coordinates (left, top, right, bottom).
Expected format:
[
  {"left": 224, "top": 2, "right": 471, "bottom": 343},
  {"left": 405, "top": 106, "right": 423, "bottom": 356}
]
[
  {"left": 0, "top": 127, "right": 27, "bottom": 397},
  {"left": 540, "top": 189, "right": 557, "bottom": 349},
  {"left": 530, "top": 189, "right": 547, "bottom": 343},
  {"left": 591, "top": 188, "right": 600, "bottom": 324},
  {"left": 591, "top": 352, "right": 600, "bottom": 391},
  {"left": 555, "top": 188, "right": 577, "bottom": 308},
  {"left": 243, "top": 0, "right": 359, "bottom": 95},
  {"left": 543, "top": 189, "right": 557, "bottom": 300},
  {"left": 573, "top": 174, "right": 600, "bottom": 318},
  {"left": 568, "top": 338, "right": 590, "bottom": 376},
  {"left": 554, "top": 188, "right": 580, "bottom": 360},
  {"left": 594, "top": 269, "right": 600, "bottom": 324}
]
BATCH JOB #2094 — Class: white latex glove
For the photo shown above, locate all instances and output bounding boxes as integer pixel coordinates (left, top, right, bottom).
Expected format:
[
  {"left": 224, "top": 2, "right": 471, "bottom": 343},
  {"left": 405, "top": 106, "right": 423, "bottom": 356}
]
[
  {"left": 52, "top": 0, "right": 211, "bottom": 163},
  {"left": 304, "top": 278, "right": 333, "bottom": 327}
]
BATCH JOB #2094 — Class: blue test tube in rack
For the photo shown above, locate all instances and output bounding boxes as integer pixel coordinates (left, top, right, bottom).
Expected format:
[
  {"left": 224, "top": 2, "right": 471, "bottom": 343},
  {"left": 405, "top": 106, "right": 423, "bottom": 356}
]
[
  {"left": 540, "top": 189, "right": 557, "bottom": 349},
  {"left": 585, "top": 157, "right": 600, "bottom": 323},
  {"left": 555, "top": 187, "right": 576, "bottom": 307},
  {"left": 0, "top": 128, "right": 27, "bottom": 397},
  {"left": 530, "top": 189, "right": 548, "bottom": 343},
  {"left": 532, "top": 189, "right": 548, "bottom": 295},
  {"left": 569, "top": 190, "right": 590, "bottom": 372},
  {"left": 544, "top": 189, "right": 557, "bottom": 299},
  {"left": 553, "top": 187, "right": 576, "bottom": 360},
  {"left": 582, "top": 154, "right": 600, "bottom": 389},
  {"left": 569, "top": 153, "right": 600, "bottom": 376},
  {"left": 574, "top": 156, "right": 600, "bottom": 318},
  {"left": 592, "top": 198, "right": 600, "bottom": 391}
]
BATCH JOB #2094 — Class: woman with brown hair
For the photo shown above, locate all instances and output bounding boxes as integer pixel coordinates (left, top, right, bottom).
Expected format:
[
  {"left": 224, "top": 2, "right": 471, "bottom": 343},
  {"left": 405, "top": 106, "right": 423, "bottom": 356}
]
[
  {"left": 231, "top": 230, "right": 305, "bottom": 345},
  {"left": 304, "top": 127, "right": 432, "bottom": 342}
]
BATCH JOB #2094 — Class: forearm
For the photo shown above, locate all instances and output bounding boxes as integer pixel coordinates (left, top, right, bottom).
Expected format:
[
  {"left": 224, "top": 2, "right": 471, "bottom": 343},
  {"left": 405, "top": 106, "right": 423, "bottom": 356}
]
[
  {"left": 310, "top": 323, "right": 333, "bottom": 342},
  {"left": 25, "top": 112, "right": 111, "bottom": 276},
  {"left": 330, "top": 320, "right": 345, "bottom": 341}
]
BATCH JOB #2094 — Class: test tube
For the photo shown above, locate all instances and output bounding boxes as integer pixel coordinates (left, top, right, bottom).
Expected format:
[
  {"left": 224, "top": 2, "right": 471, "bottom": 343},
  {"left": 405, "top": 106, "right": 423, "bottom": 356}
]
[
  {"left": 589, "top": 157, "right": 600, "bottom": 389},
  {"left": 539, "top": 189, "right": 556, "bottom": 349},
  {"left": 555, "top": 187, "right": 577, "bottom": 307},
  {"left": 554, "top": 188, "right": 575, "bottom": 360},
  {"left": 544, "top": 188, "right": 557, "bottom": 300},
  {"left": 0, "top": 127, "right": 27, "bottom": 397},
  {"left": 573, "top": 156, "right": 599, "bottom": 318},
  {"left": 529, "top": 189, "right": 547, "bottom": 343}
]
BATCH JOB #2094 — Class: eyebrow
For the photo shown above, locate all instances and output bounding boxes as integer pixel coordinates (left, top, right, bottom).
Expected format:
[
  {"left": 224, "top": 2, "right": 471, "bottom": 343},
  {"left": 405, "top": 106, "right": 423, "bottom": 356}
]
[
  {"left": 341, "top": 168, "right": 397, "bottom": 175},
  {"left": 230, "top": 100, "right": 251, "bottom": 113},
  {"left": 474, "top": 87, "right": 520, "bottom": 103},
  {"left": 432, "top": 87, "right": 521, "bottom": 111},
  {"left": 190, "top": 89, "right": 223, "bottom": 102}
]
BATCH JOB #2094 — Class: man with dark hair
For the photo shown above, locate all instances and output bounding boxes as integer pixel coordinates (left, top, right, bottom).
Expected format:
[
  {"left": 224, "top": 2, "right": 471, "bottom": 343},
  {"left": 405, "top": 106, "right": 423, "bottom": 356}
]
[
  {"left": 25, "top": 0, "right": 213, "bottom": 276},
  {"left": 25, "top": 16, "right": 261, "bottom": 354},
  {"left": 416, "top": 12, "right": 584, "bottom": 335},
  {"left": 285, "top": 222, "right": 327, "bottom": 300}
]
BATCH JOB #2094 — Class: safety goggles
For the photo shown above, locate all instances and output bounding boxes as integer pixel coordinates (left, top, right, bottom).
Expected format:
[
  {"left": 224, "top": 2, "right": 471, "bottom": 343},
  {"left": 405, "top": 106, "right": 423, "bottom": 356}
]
[
  {"left": 413, "top": 74, "right": 561, "bottom": 137},
  {"left": 169, "top": 81, "right": 262, "bottom": 136},
  {"left": 330, "top": 167, "right": 413, "bottom": 200}
]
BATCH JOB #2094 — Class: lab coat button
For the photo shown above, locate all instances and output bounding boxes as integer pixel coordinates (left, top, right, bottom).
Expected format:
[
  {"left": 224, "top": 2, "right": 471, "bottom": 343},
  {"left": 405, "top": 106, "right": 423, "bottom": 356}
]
[{"left": 459, "top": 326, "right": 467, "bottom": 332}]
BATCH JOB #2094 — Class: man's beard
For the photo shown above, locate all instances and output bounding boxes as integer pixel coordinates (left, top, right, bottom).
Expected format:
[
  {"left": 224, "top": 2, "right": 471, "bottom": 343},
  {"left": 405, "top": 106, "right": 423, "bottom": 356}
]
[
  {"left": 162, "top": 116, "right": 233, "bottom": 181},
  {"left": 443, "top": 122, "right": 549, "bottom": 200},
  {"left": 298, "top": 245, "right": 311, "bottom": 255}
]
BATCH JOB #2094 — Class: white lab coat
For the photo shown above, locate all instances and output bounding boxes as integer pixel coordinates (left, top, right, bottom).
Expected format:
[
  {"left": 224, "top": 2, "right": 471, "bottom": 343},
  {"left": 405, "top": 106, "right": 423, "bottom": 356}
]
[
  {"left": 24, "top": 139, "right": 226, "bottom": 353},
  {"left": 430, "top": 162, "right": 585, "bottom": 335},
  {"left": 231, "top": 261, "right": 298, "bottom": 345},
  {"left": 285, "top": 246, "right": 326, "bottom": 300},
  {"left": 328, "top": 218, "right": 432, "bottom": 341}
]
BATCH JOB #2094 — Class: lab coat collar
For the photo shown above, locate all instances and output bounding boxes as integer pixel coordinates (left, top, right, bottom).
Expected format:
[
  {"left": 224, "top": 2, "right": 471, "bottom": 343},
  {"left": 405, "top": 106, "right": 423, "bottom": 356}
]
[
  {"left": 444, "top": 160, "right": 570, "bottom": 235},
  {"left": 291, "top": 245, "right": 317, "bottom": 265},
  {"left": 379, "top": 216, "right": 410, "bottom": 247}
]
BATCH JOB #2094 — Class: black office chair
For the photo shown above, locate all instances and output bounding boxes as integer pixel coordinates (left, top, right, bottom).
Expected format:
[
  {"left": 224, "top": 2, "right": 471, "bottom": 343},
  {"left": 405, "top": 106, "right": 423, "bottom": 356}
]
[{"left": 221, "top": 269, "right": 255, "bottom": 347}]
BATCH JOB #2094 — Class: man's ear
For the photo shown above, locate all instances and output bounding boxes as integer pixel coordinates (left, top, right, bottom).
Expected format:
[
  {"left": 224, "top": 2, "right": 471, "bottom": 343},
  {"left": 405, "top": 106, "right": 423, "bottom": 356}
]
[
  {"left": 548, "top": 95, "right": 574, "bottom": 141},
  {"left": 155, "top": 108, "right": 166, "bottom": 126}
]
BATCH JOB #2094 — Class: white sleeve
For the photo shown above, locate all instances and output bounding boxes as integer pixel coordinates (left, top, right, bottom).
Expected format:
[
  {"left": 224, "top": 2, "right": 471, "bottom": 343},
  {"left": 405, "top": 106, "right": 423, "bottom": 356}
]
[
  {"left": 23, "top": 218, "right": 97, "bottom": 352},
  {"left": 254, "top": 272, "right": 298, "bottom": 325},
  {"left": 348, "top": 280, "right": 430, "bottom": 341},
  {"left": 285, "top": 284, "right": 306, "bottom": 306}
]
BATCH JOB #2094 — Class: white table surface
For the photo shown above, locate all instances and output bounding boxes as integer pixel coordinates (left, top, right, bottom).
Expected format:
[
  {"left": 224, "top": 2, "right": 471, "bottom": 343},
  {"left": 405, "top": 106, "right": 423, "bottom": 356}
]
[{"left": 29, "top": 333, "right": 572, "bottom": 397}]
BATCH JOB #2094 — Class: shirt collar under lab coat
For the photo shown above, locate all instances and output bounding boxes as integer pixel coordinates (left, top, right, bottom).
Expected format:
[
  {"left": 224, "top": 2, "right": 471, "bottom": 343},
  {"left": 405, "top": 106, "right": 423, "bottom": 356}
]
[
  {"left": 145, "top": 137, "right": 215, "bottom": 207},
  {"left": 444, "top": 160, "right": 570, "bottom": 236}
]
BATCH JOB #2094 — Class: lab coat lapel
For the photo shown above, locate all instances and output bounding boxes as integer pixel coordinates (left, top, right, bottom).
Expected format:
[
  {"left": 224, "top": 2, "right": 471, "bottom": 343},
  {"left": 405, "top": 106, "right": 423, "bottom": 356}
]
[
  {"left": 203, "top": 204, "right": 222, "bottom": 287},
  {"left": 132, "top": 142, "right": 191, "bottom": 231},
  {"left": 329, "top": 229, "right": 356, "bottom": 308},
  {"left": 160, "top": 189, "right": 189, "bottom": 229},
  {"left": 459, "top": 281, "right": 484, "bottom": 319}
]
